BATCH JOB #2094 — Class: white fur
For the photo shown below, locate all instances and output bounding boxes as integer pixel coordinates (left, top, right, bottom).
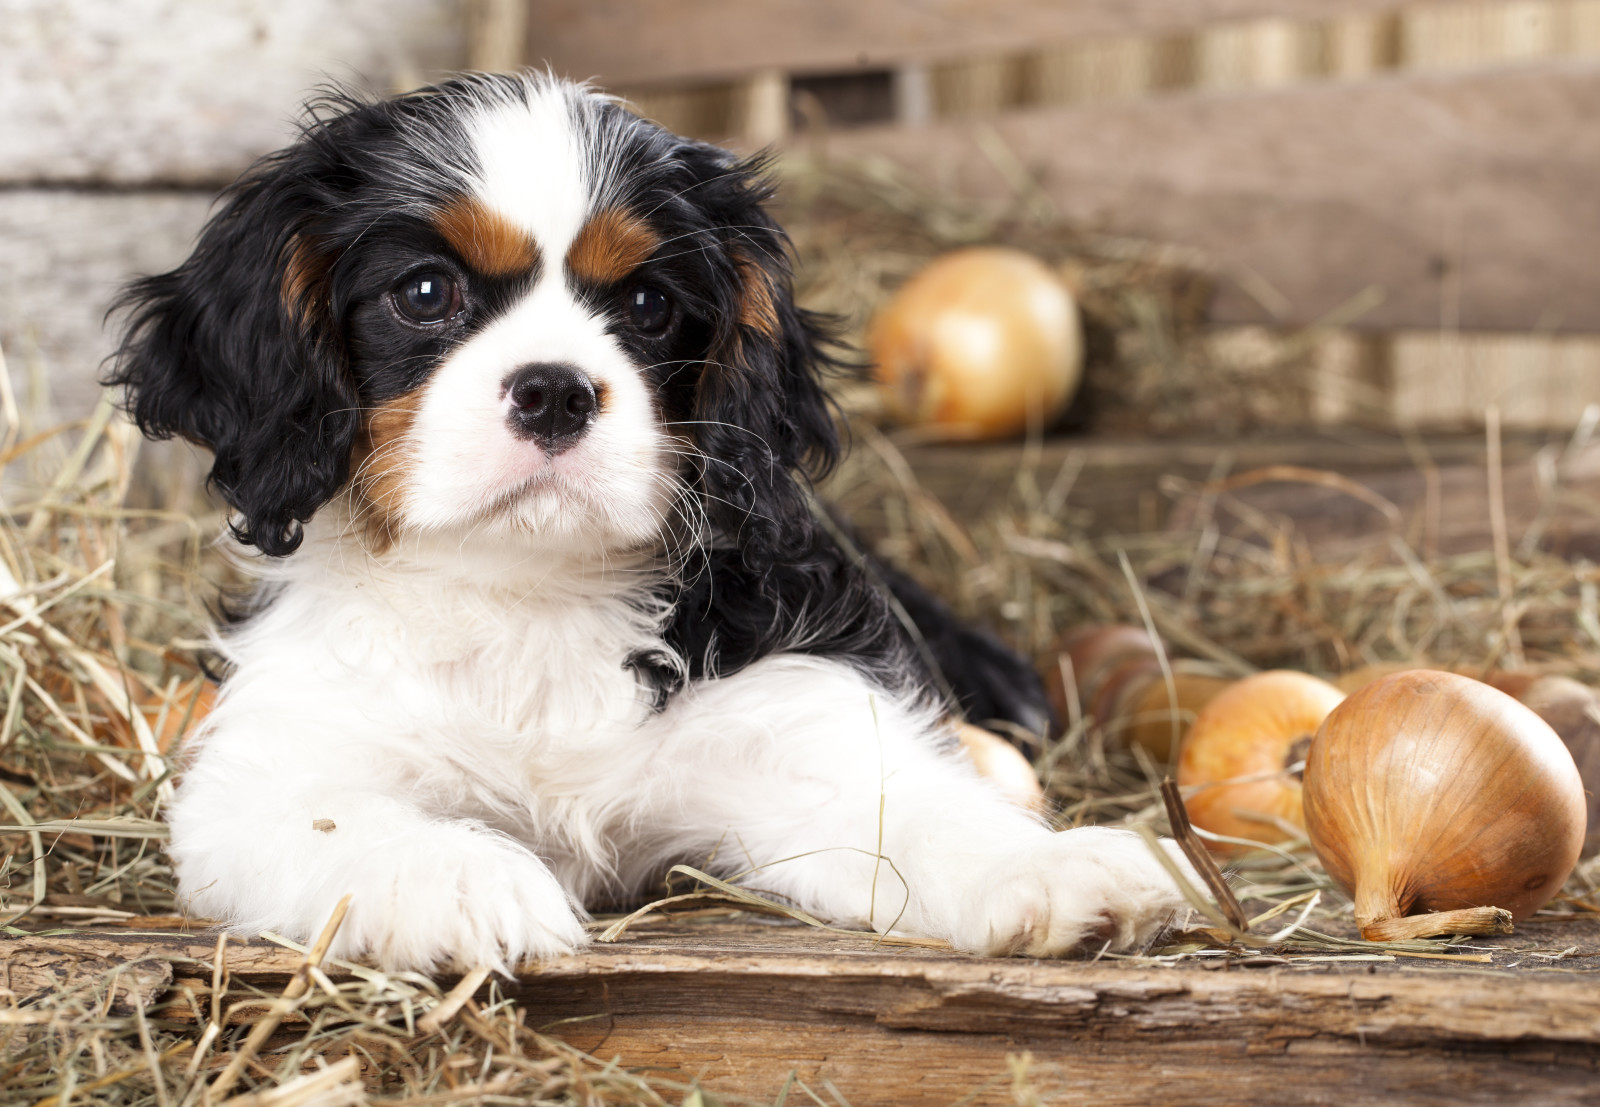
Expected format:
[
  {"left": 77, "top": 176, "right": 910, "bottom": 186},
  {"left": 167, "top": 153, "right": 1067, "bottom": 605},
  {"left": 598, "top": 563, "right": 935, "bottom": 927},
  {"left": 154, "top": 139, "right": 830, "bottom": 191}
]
[
  {"left": 170, "top": 518, "right": 1191, "bottom": 971},
  {"left": 401, "top": 275, "right": 674, "bottom": 546}
]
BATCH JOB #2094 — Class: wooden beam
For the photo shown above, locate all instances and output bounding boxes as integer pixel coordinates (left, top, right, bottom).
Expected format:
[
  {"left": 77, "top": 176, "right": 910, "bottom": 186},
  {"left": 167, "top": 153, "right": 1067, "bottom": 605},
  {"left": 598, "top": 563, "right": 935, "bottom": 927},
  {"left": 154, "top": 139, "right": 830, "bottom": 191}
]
[
  {"left": 7, "top": 920, "right": 1600, "bottom": 1102},
  {"left": 869, "top": 431, "right": 1572, "bottom": 544},
  {"left": 803, "top": 63, "right": 1600, "bottom": 332},
  {"left": 522, "top": 0, "right": 1477, "bottom": 88}
]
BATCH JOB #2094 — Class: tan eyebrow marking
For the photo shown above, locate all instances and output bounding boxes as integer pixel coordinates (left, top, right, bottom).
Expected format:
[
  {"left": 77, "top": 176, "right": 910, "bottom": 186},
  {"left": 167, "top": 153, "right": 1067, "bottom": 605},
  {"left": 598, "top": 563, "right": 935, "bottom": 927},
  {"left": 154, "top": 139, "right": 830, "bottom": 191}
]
[
  {"left": 433, "top": 196, "right": 540, "bottom": 277},
  {"left": 566, "top": 208, "right": 661, "bottom": 285}
]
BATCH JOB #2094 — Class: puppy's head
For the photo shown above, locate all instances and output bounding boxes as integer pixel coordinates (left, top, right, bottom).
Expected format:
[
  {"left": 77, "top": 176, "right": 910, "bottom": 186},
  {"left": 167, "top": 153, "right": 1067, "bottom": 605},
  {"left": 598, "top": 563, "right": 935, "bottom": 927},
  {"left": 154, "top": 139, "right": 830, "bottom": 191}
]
[{"left": 112, "top": 74, "right": 836, "bottom": 561}]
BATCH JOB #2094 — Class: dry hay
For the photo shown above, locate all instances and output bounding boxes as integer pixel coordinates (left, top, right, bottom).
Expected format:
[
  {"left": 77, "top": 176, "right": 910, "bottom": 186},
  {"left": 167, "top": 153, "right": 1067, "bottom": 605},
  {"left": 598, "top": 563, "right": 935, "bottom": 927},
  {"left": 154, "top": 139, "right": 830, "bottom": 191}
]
[
  {"left": 5, "top": 165, "right": 1600, "bottom": 1104},
  {"left": 0, "top": 383, "right": 747, "bottom": 1104}
]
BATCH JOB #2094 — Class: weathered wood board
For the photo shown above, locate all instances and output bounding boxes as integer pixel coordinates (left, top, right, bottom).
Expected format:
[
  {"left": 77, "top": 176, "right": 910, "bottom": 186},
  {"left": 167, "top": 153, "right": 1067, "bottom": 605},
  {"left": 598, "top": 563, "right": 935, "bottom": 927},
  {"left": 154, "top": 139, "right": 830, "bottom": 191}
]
[
  {"left": 887, "top": 430, "right": 1591, "bottom": 552},
  {"left": 6, "top": 917, "right": 1600, "bottom": 1103},
  {"left": 521, "top": 0, "right": 1479, "bottom": 88},
  {"left": 809, "top": 62, "right": 1600, "bottom": 333}
]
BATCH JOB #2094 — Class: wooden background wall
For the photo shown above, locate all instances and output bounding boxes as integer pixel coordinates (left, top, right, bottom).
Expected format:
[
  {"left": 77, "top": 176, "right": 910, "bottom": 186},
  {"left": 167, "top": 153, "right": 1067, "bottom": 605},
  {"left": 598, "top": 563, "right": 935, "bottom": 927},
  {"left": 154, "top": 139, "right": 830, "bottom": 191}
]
[
  {"left": 4, "top": 0, "right": 1598, "bottom": 429},
  {"left": 521, "top": 0, "right": 1600, "bottom": 336}
]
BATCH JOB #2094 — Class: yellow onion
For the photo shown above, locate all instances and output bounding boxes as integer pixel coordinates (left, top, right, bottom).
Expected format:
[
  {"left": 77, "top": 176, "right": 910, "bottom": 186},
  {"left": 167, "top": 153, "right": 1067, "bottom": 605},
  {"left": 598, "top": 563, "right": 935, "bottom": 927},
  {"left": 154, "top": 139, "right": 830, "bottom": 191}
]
[
  {"left": 1117, "top": 670, "right": 1234, "bottom": 763},
  {"left": 1046, "top": 625, "right": 1229, "bottom": 761},
  {"left": 956, "top": 722, "right": 1044, "bottom": 810},
  {"left": 1303, "top": 669, "right": 1586, "bottom": 940},
  {"left": 1178, "top": 670, "right": 1345, "bottom": 850},
  {"left": 1481, "top": 673, "right": 1600, "bottom": 858},
  {"left": 868, "top": 247, "right": 1082, "bottom": 439},
  {"left": 1046, "top": 624, "right": 1160, "bottom": 724}
]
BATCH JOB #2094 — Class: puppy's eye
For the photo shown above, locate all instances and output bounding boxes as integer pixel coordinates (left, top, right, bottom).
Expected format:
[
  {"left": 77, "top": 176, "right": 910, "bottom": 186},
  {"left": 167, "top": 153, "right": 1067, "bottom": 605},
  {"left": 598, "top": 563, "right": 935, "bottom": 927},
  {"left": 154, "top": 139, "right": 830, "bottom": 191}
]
[
  {"left": 627, "top": 285, "right": 672, "bottom": 335},
  {"left": 394, "top": 272, "right": 460, "bottom": 324}
]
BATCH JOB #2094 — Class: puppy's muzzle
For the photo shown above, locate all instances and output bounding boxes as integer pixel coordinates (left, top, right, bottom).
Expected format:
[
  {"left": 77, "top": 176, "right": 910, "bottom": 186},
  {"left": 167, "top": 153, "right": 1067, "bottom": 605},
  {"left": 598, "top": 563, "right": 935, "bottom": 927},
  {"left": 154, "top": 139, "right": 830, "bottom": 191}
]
[{"left": 505, "top": 363, "right": 597, "bottom": 452}]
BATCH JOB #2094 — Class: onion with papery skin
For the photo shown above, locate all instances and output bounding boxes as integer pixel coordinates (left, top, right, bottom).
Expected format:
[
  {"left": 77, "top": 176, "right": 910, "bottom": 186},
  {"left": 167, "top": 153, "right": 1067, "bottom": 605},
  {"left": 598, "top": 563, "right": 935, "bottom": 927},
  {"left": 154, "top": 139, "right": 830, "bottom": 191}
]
[
  {"left": 1481, "top": 673, "right": 1600, "bottom": 859},
  {"left": 1303, "top": 670, "right": 1586, "bottom": 941},
  {"left": 956, "top": 722, "right": 1045, "bottom": 810},
  {"left": 1118, "top": 670, "right": 1234, "bottom": 763},
  {"left": 869, "top": 248, "right": 1082, "bottom": 439},
  {"left": 1046, "top": 625, "right": 1230, "bottom": 761},
  {"left": 1178, "top": 670, "right": 1345, "bottom": 851},
  {"left": 1047, "top": 625, "right": 1160, "bottom": 724}
]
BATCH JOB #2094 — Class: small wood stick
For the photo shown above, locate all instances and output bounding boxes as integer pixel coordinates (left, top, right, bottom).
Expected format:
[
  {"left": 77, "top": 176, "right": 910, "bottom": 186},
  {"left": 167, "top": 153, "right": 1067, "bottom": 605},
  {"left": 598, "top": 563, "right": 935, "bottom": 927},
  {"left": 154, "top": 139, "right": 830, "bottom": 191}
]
[
  {"left": 418, "top": 966, "right": 492, "bottom": 1036},
  {"left": 206, "top": 894, "right": 351, "bottom": 1102},
  {"left": 1161, "top": 780, "right": 1249, "bottom": 932}
]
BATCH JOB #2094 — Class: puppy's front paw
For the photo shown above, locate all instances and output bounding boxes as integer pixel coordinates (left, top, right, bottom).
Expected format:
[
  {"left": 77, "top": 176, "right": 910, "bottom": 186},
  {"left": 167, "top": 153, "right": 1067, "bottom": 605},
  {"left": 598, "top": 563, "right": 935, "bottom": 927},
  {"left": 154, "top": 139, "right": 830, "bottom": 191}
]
[
  {"left": 328, "top": 827, "right": 587, "bottom": 973},
  {"left": 949, "top": 827, "right": 1191, "bottom": 957}
]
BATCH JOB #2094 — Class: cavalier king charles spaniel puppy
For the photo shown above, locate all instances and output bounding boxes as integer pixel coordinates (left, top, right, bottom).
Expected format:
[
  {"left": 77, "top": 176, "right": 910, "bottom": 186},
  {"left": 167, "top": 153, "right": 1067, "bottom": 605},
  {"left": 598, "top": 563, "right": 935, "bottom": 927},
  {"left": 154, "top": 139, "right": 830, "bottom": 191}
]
[{"left": 111, "top": 72, "right": 1190, "bottom": 972}]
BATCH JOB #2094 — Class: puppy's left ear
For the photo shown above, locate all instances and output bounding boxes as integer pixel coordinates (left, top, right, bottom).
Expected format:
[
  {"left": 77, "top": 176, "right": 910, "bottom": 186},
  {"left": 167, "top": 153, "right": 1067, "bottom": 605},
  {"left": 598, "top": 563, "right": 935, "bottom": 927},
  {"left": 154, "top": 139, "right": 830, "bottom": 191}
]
[{"left": 687, "top": 153, "right": 840, "bottom": 567}]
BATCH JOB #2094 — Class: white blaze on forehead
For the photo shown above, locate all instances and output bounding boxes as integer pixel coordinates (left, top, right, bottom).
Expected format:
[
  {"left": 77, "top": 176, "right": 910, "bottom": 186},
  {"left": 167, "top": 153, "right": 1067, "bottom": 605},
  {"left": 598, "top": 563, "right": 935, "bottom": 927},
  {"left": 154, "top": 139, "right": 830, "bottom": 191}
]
[
  {"left": 396, "top": 81, "right": 671, "bottom": 547},
  {"left": 465, "top": 82, "right": 592, "bottom": 261}
]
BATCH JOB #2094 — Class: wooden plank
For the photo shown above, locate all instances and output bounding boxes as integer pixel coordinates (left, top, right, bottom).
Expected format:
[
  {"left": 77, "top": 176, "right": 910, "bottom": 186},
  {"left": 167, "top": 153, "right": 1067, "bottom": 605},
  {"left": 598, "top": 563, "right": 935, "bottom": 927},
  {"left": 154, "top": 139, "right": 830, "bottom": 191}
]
[
  {"left": 7, "top": 919, "right": 1600, "bottom": 1103},
  {"left": 881, "top": 431, "right": 1568, "bottom": 541},
  {"left": 806, "top": 62, "right": 1600, "bottom": 332},
  {"left": 522, "top": 0, "right": 1476, "bottom": 88}
]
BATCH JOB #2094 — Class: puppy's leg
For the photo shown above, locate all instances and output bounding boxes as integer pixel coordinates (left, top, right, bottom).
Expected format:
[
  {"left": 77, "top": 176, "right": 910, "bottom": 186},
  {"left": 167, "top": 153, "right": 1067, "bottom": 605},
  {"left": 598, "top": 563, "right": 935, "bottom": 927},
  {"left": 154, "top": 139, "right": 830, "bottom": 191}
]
[
  {"left": 168, "top": 724, "right": 586, "bottom": 972},
  {"left": 626, "top": 655, "right": 1191, "bottom": 956}
]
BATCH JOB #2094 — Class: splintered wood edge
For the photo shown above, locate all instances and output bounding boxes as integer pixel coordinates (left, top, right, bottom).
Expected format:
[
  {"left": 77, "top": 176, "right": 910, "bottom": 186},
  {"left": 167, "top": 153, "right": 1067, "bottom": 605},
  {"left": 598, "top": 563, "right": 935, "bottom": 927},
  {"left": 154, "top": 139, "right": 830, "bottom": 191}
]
[
  {"left": 1360, "top": 906, "right": 1516, "bottom": 943},
  {"left": 6, "top": 926, "right": 1600, "bottom": 1048}
]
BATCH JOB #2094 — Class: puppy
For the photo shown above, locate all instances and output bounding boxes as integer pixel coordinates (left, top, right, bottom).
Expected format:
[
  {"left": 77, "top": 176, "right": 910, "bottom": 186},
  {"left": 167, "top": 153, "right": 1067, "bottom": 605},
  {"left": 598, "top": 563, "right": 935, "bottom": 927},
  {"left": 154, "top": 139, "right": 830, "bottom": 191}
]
[{"left": 112, "top": 73, "right": 1190, "bottom": 972}]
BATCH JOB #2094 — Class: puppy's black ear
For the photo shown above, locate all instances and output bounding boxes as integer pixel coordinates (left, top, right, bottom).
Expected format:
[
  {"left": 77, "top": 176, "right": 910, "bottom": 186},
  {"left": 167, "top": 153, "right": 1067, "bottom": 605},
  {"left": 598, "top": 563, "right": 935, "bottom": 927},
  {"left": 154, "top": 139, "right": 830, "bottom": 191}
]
[
  {"left": 108, "top": 152, "right": 357, "bottom": 556},
  {"left": 685, "top": 152, "right": 841, "bottom": 568}
]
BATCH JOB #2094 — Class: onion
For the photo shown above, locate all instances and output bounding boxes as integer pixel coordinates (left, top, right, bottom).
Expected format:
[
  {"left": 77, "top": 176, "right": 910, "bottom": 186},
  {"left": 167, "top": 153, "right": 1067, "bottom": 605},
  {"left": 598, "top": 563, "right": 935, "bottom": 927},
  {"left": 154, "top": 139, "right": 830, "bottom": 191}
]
[
  {"left": 955, "top": 722, "right": 1045, "bottom": 810},
  {"left": 1120, "top": 671, "right": 1234, "bottom": 763},
  {"left": 1047, "top": 625, "right": 1230, "bottom": 760},
  {"left": 868, "top": 247, "right": 1083, "bottom": 439},
  {"left": 1047, "top": 624, "right": 1160, "bottom": 724},
  {"left": 151, "top": 679, "right": 217, "bottom": 753},
  {"left": 1177, "top": 670, "right": 1345, "bottom": 850},
  {"left": 1303, "top": 670, "right": 1586, "bottom": 940},
  {"left": 1481, "top": 673, "right": 1600, "bottom": 858}
]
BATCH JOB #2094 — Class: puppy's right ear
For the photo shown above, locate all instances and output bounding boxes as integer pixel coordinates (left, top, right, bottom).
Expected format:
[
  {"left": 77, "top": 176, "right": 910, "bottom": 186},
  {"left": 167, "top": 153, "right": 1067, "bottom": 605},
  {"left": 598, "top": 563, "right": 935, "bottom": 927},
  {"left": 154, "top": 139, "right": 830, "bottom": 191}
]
[{"left": 108, "top": 152, "right": 359, "bottom": 556}]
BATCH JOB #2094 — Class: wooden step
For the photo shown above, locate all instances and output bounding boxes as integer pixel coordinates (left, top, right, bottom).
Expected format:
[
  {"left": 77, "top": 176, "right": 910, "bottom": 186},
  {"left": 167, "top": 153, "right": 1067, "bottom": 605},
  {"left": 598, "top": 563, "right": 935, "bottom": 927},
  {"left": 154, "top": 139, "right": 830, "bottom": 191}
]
[{"left": 8, "top": 917, "right": 1600, "bottom": 1103}]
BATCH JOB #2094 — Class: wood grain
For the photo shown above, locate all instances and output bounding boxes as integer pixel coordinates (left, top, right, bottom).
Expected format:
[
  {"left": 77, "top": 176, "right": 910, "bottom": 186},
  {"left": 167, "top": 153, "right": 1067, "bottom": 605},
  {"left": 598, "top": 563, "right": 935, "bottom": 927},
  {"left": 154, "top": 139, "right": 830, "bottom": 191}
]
[
  {"left": 6, "top": 919, "right": 1600, "bottom": 1103},
  {"left": 871, "top": 430, "right": 1587, "bottom": 551},
  {"left": 807, "top": 62, "right": 1600, "bottom": 332},
  {"left": 521, "top": 0, "right": 1472, "bottom": 87}
]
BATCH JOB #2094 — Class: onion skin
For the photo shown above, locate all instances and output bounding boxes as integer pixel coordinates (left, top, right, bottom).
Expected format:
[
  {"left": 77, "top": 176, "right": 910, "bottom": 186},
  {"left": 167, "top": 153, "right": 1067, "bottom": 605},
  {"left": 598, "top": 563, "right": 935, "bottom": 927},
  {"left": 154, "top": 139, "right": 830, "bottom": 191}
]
[
  {"left": 1482, "top": 673, "right": 1600, "bottom": 859},
  {"left": 1121, "top": 672, "right": 1233, "bottom": 763},
  {"left": 1303, "top": 670, "right": 1586, "bottom": 932},
  {"left": 868, "top": 247, "right": 1083, "bottom": 439},
  {"left": 1178, "top": 671, "right": 1345, "bottom": 850},
  {"left": 1047, "top": 625, "right": 1160, "bottom": 724},
  {"left": 1046, "top": 625, "right": 1228, "bottom": 760},
  {"left": 956, "top": 722, "right": 1045, "bottom": 810}
]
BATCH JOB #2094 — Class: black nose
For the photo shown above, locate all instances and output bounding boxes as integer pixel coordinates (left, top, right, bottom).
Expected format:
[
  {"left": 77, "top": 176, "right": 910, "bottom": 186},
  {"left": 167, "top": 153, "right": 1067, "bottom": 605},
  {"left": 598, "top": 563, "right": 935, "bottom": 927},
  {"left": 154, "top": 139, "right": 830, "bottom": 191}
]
[{"left": 504, "top": 363, "right": 597, "bottom": 449}]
